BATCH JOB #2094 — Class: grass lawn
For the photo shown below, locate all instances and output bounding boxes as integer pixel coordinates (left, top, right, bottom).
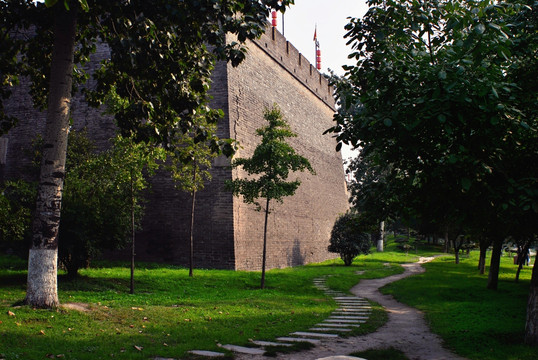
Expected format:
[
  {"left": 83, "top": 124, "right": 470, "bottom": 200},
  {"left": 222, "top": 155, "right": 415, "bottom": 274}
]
[
  {"left": 0, "top": 252, "right": 402, "bottom": 360},
  {"left": 2, "top": 239, "right": 535, "bottom": 360},
  {"left": 382, "top": 250, "right": 537, "bottom": 360}
]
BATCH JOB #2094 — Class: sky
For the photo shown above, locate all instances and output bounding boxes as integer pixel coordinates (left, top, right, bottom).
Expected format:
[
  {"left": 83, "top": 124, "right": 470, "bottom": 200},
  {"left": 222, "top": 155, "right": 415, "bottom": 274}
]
[
  {"left": 273, "top": 0, "right": 370, "bottom": 161},
  {"left": 274, "top": 0, "right": 370, "bottom": 75}
]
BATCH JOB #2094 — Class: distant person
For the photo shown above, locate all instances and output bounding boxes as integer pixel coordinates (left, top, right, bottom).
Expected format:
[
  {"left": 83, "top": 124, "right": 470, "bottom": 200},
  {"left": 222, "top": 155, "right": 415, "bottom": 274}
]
[{"left": 525, "top": 249, "right": 530, "bottom": 266}]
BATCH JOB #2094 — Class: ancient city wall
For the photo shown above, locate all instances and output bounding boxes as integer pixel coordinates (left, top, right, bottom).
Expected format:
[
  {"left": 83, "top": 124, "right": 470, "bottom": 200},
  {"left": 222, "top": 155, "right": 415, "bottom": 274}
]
[
  {"left": 227, "top": 28, "right": 348, "bottom": 270},
  {"left": 0, "top": 25, "right": 348, "bottom": 270}
]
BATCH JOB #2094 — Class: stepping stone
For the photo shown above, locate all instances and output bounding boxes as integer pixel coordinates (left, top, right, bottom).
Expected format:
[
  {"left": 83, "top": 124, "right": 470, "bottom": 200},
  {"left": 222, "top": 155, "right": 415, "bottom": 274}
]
[
  {"left": 310, "top": 327, "right": 351, "bottom": 332},
  {"left": 187, "top": 350, "right": 226, "bottom": 357},
  {"left": 154, "top": 357, "right": 176, "bottom": 360},
  {"left": 219, "top": 345, "right": 265, "bottom": 355},
  {"left": 324, "top": 319, "right": 364, "bottom": 324},
  {"left": 317, "top": 356, "right": 367, "bottom": 360},
  {"left": 333, "top": 297, "right": 359, "bottom": 300},
  {"left": 250, "top": 340, "right": 292, "bottom": 347},
  {"left": 336, "top": 300, "right": 365, "bottom": 304},
  {"left": 291, "top": 331, "right": 339, "bottom": 338},
  {"left": 316, "top": 322, "right": 360, "bottom": 328},
  {"left": 330, "top": 315, "right": 369, "bottom": 320},
  {"left": 277, "top": 337, "right": 321, "bottom": 344}
]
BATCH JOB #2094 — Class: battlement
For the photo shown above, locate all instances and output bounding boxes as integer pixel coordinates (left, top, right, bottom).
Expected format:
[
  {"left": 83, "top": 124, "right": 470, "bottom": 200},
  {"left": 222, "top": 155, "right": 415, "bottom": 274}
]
[{"left": 249, "top": 26, "right": 335, "bottom": 111}]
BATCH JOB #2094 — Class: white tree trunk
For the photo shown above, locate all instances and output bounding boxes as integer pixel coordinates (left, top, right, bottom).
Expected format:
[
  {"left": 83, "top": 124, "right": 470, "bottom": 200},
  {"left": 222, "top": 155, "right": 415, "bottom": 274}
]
[
  {"left": 26, "top": 249, "right": 59, "bottom": 307},
  {"left": 377, "top": 221, "right": 385, "bottom": 252},
  {"left": 25, "top": 5, "right": 77, "bottom": 308}
]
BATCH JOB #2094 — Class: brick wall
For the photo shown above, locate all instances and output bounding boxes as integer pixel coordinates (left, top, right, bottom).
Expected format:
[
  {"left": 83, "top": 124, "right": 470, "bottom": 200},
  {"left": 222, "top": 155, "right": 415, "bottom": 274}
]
[
  {"left": 227, "top": 29, "right": 349, "bottom": 270},
  {"left": 1, "top": 25, "right": 348, "bottom": 270}
]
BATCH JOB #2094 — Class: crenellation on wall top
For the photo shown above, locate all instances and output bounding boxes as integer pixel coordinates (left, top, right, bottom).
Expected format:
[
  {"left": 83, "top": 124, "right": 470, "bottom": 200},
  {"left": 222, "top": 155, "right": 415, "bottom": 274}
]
[{"left": 233, "top": 25, "right": 335, "bottom": 111}]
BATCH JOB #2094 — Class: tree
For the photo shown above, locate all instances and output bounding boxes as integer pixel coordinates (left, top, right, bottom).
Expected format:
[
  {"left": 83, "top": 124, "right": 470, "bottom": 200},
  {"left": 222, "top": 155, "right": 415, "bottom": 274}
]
[
  {"left": 167, "top": 116, "right": 234, "bottom": 277},
  {"left": 43, "top": 131, "right": 163, "bottom": 279},
  {"left": 329, "top": 0, "right": 537, "bottom": 344},
  {"left": 1, "top": 0, "right": 294, "bottom": 308},
  {"left": 226, "top": 105, "right": 314, "bottom": 289},
  {"left": 328, "top": 211, "right": 371, "bottom": 266}
]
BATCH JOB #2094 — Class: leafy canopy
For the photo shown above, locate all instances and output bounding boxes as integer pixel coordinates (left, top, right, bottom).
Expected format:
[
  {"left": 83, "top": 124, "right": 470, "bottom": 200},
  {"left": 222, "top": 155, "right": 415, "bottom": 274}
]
[
  {"left": 226, "top": 105, "right": 315, "bottom": 211},
  {"left": 329, "top": 0, "right": 537, "bottom": 238},
  {"left": 1, "top": 0, "right": 294, "bottom": 148}
]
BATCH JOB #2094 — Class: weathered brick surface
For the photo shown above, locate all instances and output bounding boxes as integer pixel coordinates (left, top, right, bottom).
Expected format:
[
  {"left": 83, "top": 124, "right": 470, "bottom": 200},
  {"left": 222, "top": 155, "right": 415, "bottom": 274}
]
[
  {"left": 226, "top": 29, "right": 348, "bottom": 270},
  {"left": 1, "top": 26, "right": 348, "bottom": 270}
]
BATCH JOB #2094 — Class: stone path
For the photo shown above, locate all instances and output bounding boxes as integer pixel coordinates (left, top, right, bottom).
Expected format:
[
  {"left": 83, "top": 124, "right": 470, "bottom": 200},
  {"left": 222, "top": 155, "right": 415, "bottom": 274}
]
[
  {"left": 158, "top": 257, "right": 467, "bottom": 360},
  {"left": 176, "top": 276, "right": 372, "bottom": 358}
]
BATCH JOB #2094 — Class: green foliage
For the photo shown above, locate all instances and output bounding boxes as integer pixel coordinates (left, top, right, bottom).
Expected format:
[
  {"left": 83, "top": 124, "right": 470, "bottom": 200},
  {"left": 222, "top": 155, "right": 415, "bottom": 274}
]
[
  {"left": 328, "top": 212, "right": 372, "bottom": 266},
  {"left": 1, "top": 0, "right": 294, "bottom": 147},
  {"left": 226, "top": 105, "right": 315, "bottom": 211},
  {"left": 0, "top": 180, "right": 35, "bottom": 244},
  {"left": 330, "top": 0, "right": 537, "bottom": 245},
  {"left": 58, "top": 131, "right": 165, "bottom": 277}
]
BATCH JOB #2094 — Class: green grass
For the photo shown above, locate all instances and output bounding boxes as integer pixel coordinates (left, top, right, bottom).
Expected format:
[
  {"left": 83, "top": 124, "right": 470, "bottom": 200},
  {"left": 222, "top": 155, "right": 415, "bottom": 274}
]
[
  {"left": 3, "top": 239, "right": 535, "bottom": 360},
  {"left": 382, "top": 251, "right": 537, "bottom": 360},
  {"left": 0, "top": 254, "right": 393, "bottom": 360}
]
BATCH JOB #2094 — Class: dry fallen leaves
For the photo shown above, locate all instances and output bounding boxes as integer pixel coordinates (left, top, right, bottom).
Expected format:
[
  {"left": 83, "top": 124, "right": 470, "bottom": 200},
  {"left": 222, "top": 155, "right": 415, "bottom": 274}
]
[
  {"left": 7, "top": 311, "right": 15, "bottom": 317},
  {"left": 39, "top": 330, "right": 46, "bottom": 335},
  {"left": 133, "top": 345, "right": 143, "bottom": 351}
]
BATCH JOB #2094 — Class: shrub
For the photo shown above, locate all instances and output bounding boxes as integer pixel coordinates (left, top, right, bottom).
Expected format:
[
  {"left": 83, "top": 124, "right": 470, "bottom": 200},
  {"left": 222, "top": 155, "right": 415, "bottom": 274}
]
[{"left": 328, "top": 211, "right": 371, "bottom": 266}]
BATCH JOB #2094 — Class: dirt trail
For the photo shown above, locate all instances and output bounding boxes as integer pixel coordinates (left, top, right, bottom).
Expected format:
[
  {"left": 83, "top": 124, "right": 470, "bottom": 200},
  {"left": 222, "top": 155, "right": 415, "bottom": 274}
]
[{"left": 236, "top": 257, "right": 467, "bottom": 360}]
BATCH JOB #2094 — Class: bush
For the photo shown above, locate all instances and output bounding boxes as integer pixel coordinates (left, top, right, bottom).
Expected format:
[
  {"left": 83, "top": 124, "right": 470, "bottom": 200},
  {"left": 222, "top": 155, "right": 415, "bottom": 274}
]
[
  {"left": 0, "top": 180, "right": 36, "bottom": 251},
  {"left": 328, "top": 211, "right": 371, "bottom": 266}
]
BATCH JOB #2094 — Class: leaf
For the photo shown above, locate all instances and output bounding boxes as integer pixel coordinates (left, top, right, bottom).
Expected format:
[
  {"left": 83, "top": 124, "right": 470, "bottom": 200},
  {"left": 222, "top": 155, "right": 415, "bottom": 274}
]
[
  {"left": 78, "top": 0, "right": 89, "bottom": 12},
  {"left": 438, "top": 70, "right": 447, "bottom": 80},
  {"left": 475, "top": 23, "right": 486, "bottom": 34},
  {"left": 336, "top": 142, "right": 342, "bottom": 152},
  {"left": 7, "top": 311, "right": 15, "bottom": 316},
  {"left": 39, "top": 330, "right": 46, "bottom": 335},
  {"left": 44, "top": 0, "right": 59, "bottom": 7},
  {"left": 383, "top": 118, "right": 393, "bottom": 127},
  {"left": 461, "top": 178, "right": 471, "bottom": 191},
  {"left": 134, "top": 345, "right": 143, "bottom": 351}
]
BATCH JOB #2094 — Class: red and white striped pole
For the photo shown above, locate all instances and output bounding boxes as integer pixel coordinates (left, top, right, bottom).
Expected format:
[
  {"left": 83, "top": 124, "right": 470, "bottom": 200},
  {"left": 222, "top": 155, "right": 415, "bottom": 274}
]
[
  {"left": 271, "top": 11, "right": 277, "bottom": 27},
  {"left": 314, "top": 25, "right": 321, "bottom": 70}
]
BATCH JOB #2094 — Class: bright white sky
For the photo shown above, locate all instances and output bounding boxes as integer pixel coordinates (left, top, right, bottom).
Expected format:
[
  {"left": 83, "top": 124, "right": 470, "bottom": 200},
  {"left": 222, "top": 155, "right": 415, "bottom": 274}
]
[
  {"left": 275, "top": 0, "right": 370, "bottom": 75},
  {"left": 274, "top": 0, "right": 370, "bottom": 161}
]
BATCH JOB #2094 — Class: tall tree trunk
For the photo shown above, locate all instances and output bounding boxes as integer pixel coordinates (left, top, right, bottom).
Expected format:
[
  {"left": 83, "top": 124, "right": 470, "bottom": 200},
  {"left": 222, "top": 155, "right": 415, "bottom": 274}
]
[
  {"left": 516, "top": 242, "right": 531, "bottom": 283},
  {"left": 25, "top": 5, "right": 77, "bottom": 308},
  {"left": 189, "top": 162, "right": 197, "bottom": 278},
  {"left": 130, "top": 169, "right": 135, "bottom": 294},
  {"left": 377, "top": 221, "right": 384, "bottom": 252},
  {"left": 487, "top": 239, "right": 503, "bottom": 290},
  {"left": 525, "top": 256, "right": 538, "bottom": 346},
  {"left": 444, "top": 231, "right": 450, "bottom": 253},
  {"left": 478, "top": 237, "right": 491, "bottom": 275},
  {"left": 260, "top": 197, "right": 270, "bottom": 289}
]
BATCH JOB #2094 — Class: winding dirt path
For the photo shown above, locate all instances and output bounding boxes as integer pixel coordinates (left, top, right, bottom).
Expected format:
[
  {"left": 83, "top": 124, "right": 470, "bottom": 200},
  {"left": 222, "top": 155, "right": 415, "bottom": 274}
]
[{"left": 236, "top": 257, "right": 467, "bottom": 360}]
